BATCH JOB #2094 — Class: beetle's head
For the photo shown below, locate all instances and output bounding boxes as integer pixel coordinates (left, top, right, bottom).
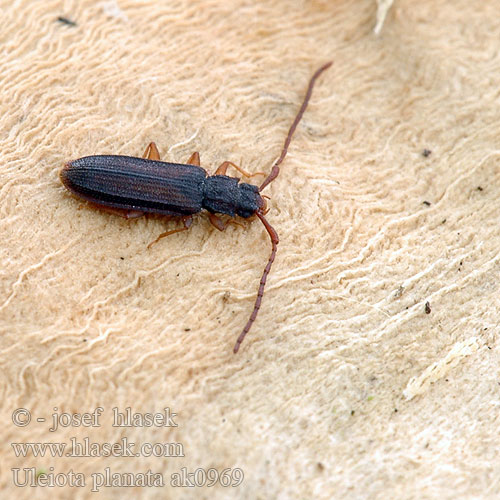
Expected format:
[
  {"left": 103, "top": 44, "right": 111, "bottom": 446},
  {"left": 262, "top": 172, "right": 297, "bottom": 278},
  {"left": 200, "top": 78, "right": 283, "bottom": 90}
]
[{"left": 234, "top": 182, "right": 264, "bottom": 218}]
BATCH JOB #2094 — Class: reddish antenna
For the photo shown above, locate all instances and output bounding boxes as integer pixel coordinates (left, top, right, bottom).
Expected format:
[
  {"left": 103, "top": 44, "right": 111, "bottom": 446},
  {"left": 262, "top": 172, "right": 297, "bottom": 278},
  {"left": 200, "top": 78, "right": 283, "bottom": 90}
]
[
  {"left": 259, "top": 61, "right": 333, "bottom": 192},
  {"left": 234, "top": 61, "right": 332, "bottom": 353}
]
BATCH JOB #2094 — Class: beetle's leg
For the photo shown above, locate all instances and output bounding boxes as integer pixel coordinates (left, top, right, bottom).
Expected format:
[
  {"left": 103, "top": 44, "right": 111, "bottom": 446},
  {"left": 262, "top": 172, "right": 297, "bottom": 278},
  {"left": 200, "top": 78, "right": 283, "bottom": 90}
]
[
  {"left": 147, "top": 216, "right": 193, "bottom": 248},
  {"left": 208, "top": 213, "right": 245, "bottom": 231},
  {"left": 186, "top": 152, "right": 201, "bottom": 166},
  {"left": 208, "top": 213, "right": 225, "bottom": 231},
  {"left": 214, "top": 161, "right": 265, "bottom": 178},
  {"left": 144, "top": 143, "right": 201, "bottom": 167},
  {"left": 84, "top": 202, "right": 144, "bottom": 219},
  {"left": 108, "top": 208, "right": 144, "bottom": 219},
  {"left": 142, "top": 142, "right": 161, "bottom": 160}
]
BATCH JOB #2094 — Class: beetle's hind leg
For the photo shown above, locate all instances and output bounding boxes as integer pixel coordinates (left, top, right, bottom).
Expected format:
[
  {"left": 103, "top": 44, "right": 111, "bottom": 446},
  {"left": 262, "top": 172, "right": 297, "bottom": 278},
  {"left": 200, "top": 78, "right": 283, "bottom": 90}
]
[
  {"left": 147, "top": 216, "right": 193, "bottom": 249},
  {"left": 186, "top": 152, "right": 201, "bottom": 166}
]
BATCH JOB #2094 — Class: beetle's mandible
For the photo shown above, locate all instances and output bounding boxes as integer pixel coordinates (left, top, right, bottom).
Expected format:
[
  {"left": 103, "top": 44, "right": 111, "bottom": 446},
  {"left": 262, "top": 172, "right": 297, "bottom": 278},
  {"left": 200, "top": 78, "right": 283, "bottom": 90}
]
[{"left": 60, "top": 62, "right": 332, "bottom": 353}]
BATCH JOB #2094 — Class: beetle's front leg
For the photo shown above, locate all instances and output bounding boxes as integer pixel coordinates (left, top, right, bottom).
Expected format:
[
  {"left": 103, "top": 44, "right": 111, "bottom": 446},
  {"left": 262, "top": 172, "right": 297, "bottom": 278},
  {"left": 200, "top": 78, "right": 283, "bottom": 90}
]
[
  {"left": 214, "top": 161, "right": 265, "bottom": 178},
  {"left": 208, "top": 213, "right": 245, "bottom": 232}
]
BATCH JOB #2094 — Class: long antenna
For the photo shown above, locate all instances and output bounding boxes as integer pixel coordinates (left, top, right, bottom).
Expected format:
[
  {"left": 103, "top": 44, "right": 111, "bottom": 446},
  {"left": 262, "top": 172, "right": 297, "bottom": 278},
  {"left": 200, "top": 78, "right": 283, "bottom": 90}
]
[
  {"left": 259, "top": 61, "right": 333, "bottom": 192},
  {"left": 233, "top": 212, "right": 278, "bottom": 353},
  {"left": 234, "top": 61, "right": 332, "bottom": 353}
]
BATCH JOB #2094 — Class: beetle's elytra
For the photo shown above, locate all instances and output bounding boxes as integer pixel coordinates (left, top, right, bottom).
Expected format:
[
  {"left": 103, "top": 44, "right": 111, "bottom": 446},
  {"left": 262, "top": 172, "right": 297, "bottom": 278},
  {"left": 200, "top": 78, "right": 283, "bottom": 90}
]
[{"left": 61, "top": 62, "right": 332, "bottom": 353}]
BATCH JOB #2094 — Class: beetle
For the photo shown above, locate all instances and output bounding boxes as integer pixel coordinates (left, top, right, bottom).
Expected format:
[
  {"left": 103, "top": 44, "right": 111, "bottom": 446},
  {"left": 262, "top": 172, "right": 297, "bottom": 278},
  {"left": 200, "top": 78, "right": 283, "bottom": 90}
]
[{"left": 60, "top": 62, "right": 332, "bottom": 353}]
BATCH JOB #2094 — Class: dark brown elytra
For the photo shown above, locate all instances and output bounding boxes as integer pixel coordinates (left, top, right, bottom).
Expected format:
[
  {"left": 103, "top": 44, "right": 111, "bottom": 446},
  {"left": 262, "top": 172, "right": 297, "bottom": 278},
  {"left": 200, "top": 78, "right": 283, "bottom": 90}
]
[{"left": 60, "top": 62, "right": 332, "bottom": 353}]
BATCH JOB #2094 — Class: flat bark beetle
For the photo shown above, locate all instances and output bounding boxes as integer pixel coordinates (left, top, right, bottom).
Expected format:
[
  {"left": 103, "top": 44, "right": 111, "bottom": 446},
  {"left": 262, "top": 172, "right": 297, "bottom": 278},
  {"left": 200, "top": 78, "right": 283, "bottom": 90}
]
[{"left": 61, "top": 62, "right": 332, "bottom": 353}]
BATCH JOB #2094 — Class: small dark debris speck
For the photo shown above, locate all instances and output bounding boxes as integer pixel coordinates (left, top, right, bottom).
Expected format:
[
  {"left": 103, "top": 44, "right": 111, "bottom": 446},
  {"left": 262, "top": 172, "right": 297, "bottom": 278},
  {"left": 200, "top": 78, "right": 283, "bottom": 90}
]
[
  {"left": 477, "top": 186, "right": 483, "bottom": 191},
  {"left": 422, "top": 149, "right": 432, "bottom": 157},
  {"left": 394, "top": 408, "right": 398, "bottom": 413},
  {"left": 317, "top": 462, "right": 324, "bottom": 471},
  {"left": 57, "top": 16, "right": 77, "bottom": 26},
  {"left": 423, "top": 200, "right": 431, "bottom": 206},
  {"left": 351, "top": 410, "right": 355, "bottom": 416},
  {"left": 184, "top": 328, "right": 191, "bottom": 332},
  {"left": 425, "top": 301, "right": 431, "bottom": 314}
]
